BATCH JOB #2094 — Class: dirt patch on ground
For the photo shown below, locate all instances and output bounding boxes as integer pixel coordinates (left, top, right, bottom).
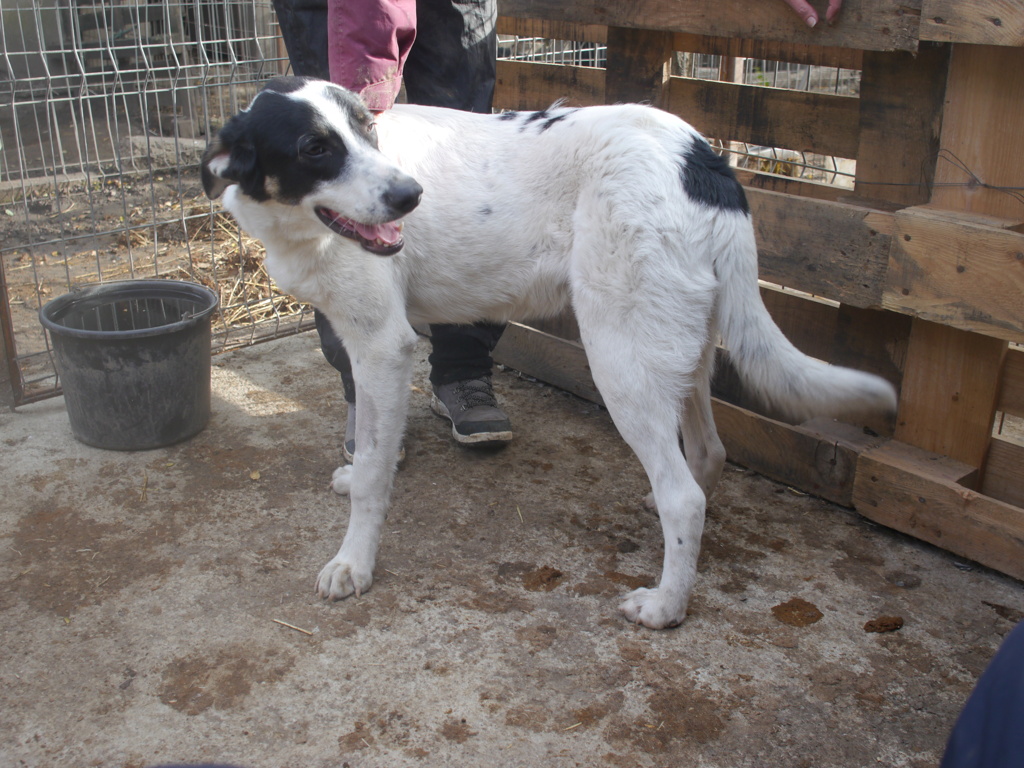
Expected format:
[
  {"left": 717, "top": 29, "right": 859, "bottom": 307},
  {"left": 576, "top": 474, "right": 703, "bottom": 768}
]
[
  {"left": 772, "top": 597, "right": 825, "bottom": 627},
  {"left": 159, "top": 644, "right": 296, "bottom": 716}
]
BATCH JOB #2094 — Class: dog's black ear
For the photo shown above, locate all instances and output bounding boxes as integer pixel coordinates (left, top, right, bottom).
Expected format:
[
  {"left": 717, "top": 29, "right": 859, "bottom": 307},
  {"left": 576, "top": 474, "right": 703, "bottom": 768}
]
[
  {"left": 200, "top": 116, "right": 264, "bottom": 200},
  {"left": 200, "top": 136, "right": 234, "bottom": 200}
]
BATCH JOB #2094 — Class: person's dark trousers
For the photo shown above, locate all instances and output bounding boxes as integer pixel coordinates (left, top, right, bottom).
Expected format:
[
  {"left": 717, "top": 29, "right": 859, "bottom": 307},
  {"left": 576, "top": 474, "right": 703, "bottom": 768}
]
[
  {"left": 272, "top": 0, "right": 505, "bottom": 403},
  {"left": 941, "top": 620, "right": 1024, "bottom": 768},
  {"left": 270, "top": 0, "right": 329, "bottom": 79}
]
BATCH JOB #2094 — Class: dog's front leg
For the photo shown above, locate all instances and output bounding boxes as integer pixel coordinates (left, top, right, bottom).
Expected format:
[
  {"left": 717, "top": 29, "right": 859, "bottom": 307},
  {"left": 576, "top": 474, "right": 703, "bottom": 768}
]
[{"left": 315, "top": 321, "right": 417, "bottom": 601}]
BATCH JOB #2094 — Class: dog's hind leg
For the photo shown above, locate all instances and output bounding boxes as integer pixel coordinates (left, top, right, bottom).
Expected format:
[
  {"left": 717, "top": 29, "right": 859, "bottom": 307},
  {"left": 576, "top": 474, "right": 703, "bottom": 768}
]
[
  {"left": 315, "top": 320, "right": 418, "bottom": 601},
  {"left": 574, "top": 307, "right": 709, "bottom": 629},
  {"left": 681, "top": 336, "right": 726, "bottom": 499},
  {"left": 643, "top": 335, "right": 724, "bottom": 513}
]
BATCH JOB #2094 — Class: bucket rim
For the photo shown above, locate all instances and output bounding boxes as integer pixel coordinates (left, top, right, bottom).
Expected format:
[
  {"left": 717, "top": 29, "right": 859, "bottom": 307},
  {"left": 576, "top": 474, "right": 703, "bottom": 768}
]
[{"left": 39, "top": 279, "right": 219, "bottom": 341}]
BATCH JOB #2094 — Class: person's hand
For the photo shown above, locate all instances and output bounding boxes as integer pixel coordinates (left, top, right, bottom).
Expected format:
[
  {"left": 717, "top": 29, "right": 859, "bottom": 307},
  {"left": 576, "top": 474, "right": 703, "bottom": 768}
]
[{"left": 782, "top": 0, "right": 842, "bottom": 27}]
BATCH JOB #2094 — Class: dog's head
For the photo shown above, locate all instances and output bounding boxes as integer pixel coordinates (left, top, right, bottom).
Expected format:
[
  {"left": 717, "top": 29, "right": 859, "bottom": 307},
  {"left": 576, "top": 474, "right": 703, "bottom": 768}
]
[{"left": 201, "top": 76, "right": 422, "bottom": 256}]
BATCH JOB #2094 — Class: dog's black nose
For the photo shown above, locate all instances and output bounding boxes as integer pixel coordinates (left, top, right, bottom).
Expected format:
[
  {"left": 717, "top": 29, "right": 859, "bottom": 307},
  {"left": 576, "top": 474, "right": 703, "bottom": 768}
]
[{"left": 384, "top": 178, "right": 423, "bottom": 215}]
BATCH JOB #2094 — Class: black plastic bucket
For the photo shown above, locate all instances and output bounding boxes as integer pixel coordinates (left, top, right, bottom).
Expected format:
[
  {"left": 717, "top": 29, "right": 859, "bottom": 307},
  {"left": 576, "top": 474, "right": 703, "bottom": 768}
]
[{"left": 39, "top": 280, "right": 219, "bottom": 450}]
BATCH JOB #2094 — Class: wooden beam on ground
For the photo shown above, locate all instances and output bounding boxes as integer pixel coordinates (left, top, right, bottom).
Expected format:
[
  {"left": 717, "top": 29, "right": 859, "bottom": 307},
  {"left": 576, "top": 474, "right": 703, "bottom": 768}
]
[
  {"left": 498, "top": 0, "right": 920, "bottom": 53},
  {"left": 855, "top": 440, "right": 1024, "bottom": 581},
  {"left": 493, "top": 322, "right": 602, "bottom": 404},
  {"left": 713, "top": 403, "right": 887, "bottom": 506},
  {"left": 920, "top": 1, "right": 1024, "bottom": 46},
  {"left": 664, "top": 77, "right": 859, "bottom": 158}
]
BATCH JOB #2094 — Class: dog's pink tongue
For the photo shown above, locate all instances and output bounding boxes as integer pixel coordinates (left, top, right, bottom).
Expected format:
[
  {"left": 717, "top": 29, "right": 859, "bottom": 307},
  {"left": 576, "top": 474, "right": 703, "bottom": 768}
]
[{"left": 354, "top": 220, "right": 402, "bottom": 245}]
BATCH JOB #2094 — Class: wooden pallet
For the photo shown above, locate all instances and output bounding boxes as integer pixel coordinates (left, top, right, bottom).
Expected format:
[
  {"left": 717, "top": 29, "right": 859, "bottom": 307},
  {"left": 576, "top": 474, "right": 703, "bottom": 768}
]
[{"left": 491, "top": 0, "right": 1024, "bottom": 581}]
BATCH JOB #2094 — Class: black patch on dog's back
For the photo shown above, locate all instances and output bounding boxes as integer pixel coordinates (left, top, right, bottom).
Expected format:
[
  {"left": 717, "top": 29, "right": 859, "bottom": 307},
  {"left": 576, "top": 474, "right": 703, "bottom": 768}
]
[{"left": 679, "top": 140, "right": 749, "bottom": 214}]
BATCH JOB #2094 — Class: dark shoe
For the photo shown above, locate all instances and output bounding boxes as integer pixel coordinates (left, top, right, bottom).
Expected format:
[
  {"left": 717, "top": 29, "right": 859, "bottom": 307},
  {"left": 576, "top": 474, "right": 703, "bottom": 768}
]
[
  {"left": 343, "top": 402, "right": 405, "bottom": 464},
  {"left": 430, "top": 376, "right": 513, "bottom": 446}
]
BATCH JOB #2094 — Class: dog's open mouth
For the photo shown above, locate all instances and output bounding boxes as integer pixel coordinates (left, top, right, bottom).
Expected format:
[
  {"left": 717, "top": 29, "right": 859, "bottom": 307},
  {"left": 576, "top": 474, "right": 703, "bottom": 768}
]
[{"left": 315, "top": 207, "right": 405, "bottom": 256}]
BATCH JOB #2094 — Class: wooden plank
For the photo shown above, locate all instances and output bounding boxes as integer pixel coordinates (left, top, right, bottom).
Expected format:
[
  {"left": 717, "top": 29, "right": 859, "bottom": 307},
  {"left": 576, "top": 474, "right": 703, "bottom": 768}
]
[
  {"left": 931, "top": 45, "right": 1024, "bottom": 220},
  {"left": 855, "top": 440, "right": 1024, "bottom": 581},
  {"left": 497, "top": 15, "right": 607, "bottom": 42},
  {"left": 982, "top": 437, "right": 1024, "bottom": 510},
  {"left": 920, "top": 0, "right": 1024, "bottom": 46},
  {"left": 713, "top": 401, "right": 887, "bottom": 506},
  {"left": 833, "top": 305, "right": 909, "bottom": 391},
  {"left": 883, "top": 206, "right": 1024, "bottom": 343},
  {"left": 493, "top": 60, "right": 606, "bottom": 111},
  {"left": 747, "top": 188, "right": 894, "bottom": 308},
  {"left": 760, "top": 288, "right": 838, "bottom": 362},
  {"left": 854, "top": 44, "right": 951, "bottom": 208},
  {"left": 831, "top": 304, "right": 911, "bottom": 437},
  {"left": 999, "top": 348, "right": 1024, "bottom": 418},
  {"left": 894, "top": 319, "right": 1007, "bottom": 469},
  {"left": 528, "top": 311, "right": 580, "bottom": 342},
  {"left": 492, "top": 322, "right": 602, "bottom": 404},
  {"left": 664, "top": 77, "right": 860, "bottom": 158},
  {"left": 498, "top": 0, "right": 921, "bottom": 53},
  {"left": 604, "top": 26, "right": 675, "bottom": 106},
  {"left": 673, "top": 32, "right": 863, "bottom": 70}
]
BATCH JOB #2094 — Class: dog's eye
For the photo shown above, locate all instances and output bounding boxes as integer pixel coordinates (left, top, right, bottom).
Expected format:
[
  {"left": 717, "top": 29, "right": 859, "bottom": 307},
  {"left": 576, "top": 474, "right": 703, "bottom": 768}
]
[{"left": 300, "top": 138, "right": 329, "bottom": 158}]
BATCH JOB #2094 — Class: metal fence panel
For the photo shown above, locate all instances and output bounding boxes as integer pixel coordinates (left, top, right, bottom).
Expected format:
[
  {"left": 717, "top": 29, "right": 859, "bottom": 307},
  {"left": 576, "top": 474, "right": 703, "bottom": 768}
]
[{"left": 1, "top": 0, "right": 311, "bottom": 405}]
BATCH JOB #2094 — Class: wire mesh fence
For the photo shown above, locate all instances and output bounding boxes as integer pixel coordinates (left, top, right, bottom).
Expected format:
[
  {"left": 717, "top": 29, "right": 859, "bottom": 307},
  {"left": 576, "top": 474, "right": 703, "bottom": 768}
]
[
  {"left": 1, "top": 0, "right": 306, "bottom": 404},
  {"left": 1, "top": 7, "right": 861, "bottom": 405}
]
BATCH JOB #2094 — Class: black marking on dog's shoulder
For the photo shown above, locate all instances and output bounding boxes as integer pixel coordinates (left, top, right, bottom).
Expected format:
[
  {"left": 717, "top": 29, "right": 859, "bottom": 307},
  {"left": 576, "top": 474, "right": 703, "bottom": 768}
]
[
  {"left": 541, "top": 110, "right": 576, "bottom": 132},
  {"left": 478, "top": 204, "right": 493, "bottom": 217},
  {"left": 521, "top": 109, "right": 550, "bottom": 131},
  {"left": 679, "top": 139, "right": 749, "bottom": 214},
  {"left": 497, "top": 110, "right": 520, "bottom": 121},
  {"left": 517, "top": 106, "right": 578, "bottom": 133}
]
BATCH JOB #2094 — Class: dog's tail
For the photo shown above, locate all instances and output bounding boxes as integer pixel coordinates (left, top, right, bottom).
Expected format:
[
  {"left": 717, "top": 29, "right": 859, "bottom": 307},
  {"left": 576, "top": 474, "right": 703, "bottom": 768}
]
[{"left": 714, "top": 215, "right": 897, "bottom": 424}]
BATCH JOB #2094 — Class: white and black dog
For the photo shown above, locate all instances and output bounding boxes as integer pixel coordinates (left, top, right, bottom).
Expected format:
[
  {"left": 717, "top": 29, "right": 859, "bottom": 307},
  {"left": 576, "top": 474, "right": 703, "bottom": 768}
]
[{"left": 202, "top": 76, "right": 896, "bottom": 629}]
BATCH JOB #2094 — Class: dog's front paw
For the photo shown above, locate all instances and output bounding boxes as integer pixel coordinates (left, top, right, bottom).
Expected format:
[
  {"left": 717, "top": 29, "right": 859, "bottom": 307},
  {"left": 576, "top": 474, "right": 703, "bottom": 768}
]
[
  {"left": 330, "top": 465, "right": 352, "bottom": 496},
  {"left": 619, "top": 587, "right": 687, "bottom": 629},
  {"left": 315, "top": 553, "right": 374, "bottom": 600}
]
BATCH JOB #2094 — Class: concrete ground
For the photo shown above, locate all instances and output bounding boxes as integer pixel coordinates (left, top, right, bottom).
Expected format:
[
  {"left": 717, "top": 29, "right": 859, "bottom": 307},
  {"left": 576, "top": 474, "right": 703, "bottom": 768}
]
[{"left": 2, "top": 331, "right": 1022, "bottom": 768}]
